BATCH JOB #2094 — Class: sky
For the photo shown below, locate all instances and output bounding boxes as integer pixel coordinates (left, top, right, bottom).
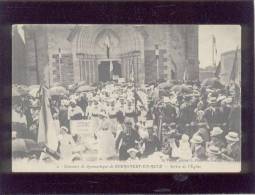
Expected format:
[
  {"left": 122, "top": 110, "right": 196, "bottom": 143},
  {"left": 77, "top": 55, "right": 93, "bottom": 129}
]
[{"left": 199, "top": 25, "right": 241, "bottom": 68}]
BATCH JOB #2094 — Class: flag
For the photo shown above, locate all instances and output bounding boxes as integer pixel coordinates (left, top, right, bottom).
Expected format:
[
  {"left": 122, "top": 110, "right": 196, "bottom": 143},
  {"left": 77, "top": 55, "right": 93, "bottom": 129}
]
[
  {"left": 183, "top": 67, "right": 187, "bottom": 81},
  {"left": 104, "top": 35, "right": 111, "bottom": 58},
  {"left": 212, "top": 35, "right": 217, "bottom": 67},
  {"left": 134, "top": 90, "right": 146, "bottom": 108},
  {"left": 110, "top": 60, "right": 113, "bottom": 79},
  {"left": 37, "top": 86, "right": 59, "bottom": 151},
  {"left": 215, "top": 61, "right": 221, "bottom": 78},
  {"left": 130, "top": 60, "right": 134, "bottom": 82},
  {"left": 110, "top": 61, "right": 113, "bottom": 72},
  {"left": 229, "top": 46, "right": 239, "bottom": 82},
  {"left": 17, "top": 25, "right": 25, "bottom": 44}
]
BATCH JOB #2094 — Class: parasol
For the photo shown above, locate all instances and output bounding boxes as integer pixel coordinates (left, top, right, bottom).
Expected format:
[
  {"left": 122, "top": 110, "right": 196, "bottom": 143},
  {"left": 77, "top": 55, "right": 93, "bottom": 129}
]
[
  {"left": 158, "top": 82, "right": 174, "bottom": 89},
  {"left": 171, "top": 84, "right": 193, "bottom": 94},
  {"left": 75, "top": 85, "right": 96, "bottom": 93},
  {"left": 49, "top": 86, "right": 68, "bottom": 96},
  {"left": 201, "top": 77, "right": 224, "bottom": 89}
]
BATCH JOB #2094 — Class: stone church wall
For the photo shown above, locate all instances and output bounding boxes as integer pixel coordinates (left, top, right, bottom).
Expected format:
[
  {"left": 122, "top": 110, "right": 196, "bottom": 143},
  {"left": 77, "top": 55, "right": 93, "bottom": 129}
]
[{"left": 20, "top": 25, "right": 198, "bottom": 86}]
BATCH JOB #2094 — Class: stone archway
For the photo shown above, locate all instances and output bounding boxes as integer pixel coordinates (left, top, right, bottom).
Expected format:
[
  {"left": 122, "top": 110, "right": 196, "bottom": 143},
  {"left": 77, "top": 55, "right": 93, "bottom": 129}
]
[{"left": 72, "top": 25, "right": 145, "bottom": 84}]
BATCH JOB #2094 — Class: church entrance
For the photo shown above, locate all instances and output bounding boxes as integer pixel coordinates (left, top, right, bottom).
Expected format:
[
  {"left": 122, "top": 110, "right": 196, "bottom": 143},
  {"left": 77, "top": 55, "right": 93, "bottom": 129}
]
[{"left": 98, "top": 60, "right": 122, "bottom": 82}]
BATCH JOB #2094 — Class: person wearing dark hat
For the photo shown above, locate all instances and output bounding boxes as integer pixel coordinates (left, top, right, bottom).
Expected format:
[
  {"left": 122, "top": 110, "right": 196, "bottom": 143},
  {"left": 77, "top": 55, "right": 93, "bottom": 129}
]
[
  {"left": 194, "top": 124, "right": 210, "bottom": 143},
  {"left": 76, "top": 93, "right": 88, "bottom": 114},
  {"left": 162, "top": 97, "right": 177, "bottom": 125},
  {"left": 203, "top": 97, "right": 218, "bottom": 128},
  {"left": 59, "top": 102, "right": 70, "bottom": 132},
  {"left": 221, "top": 132, "right": 240, "bottom": 161},
  {"left": 178, "top": 96, "right": 195, "bottom": 129},
  {"left": 115, "top": 118, "right": 141, "bottom": 160},
  {"left": 68, "top": 99, "right": 84, "bottom": 120}
]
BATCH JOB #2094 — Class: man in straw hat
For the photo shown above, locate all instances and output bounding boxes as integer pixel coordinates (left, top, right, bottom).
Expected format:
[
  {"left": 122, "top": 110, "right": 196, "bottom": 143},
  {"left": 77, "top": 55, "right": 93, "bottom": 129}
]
[
  {"left": 206, "top": 145, "right": 222, "bottom": 161},
  {"left": 221, "top": 132, "right": 240, "bottom": 161},
  {"left": 190, "top": 134, "right": 206, "bottom": 161},
  {"left": 115, "top": 118, "right": 140, "bottom": 160},
  {"left": 208, "top": 126, "right": 225, "bottom": 149}
]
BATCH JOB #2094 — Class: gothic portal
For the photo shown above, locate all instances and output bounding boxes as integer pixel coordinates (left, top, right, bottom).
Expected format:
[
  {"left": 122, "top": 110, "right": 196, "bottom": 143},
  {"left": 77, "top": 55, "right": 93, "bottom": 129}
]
[{"left": 16, "top": 25, "right": 199, "bottom": 86}]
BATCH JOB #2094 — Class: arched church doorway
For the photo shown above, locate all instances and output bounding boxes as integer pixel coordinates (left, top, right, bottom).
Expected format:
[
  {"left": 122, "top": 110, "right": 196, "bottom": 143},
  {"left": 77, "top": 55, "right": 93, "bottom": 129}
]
[
  {"left": 74, "top": 25, "right": 145, "bottom": 84},
  {"left": 98, "top": 60, "right": 122, "bottom": 82},
  {"left": 98, "top": 61, "right": 110, "bottom": 82}
]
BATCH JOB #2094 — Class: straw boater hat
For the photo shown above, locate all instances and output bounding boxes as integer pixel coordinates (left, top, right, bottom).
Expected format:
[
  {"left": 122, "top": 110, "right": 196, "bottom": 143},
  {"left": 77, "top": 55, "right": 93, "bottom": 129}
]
[
  {"left": 127, "top": 148, "right": 139, "bottom": 154},
  {"left": 210, "top": 127, "right": 224, "bottom": 137},
  {"left": 207, "top": 97, "right": 217, "bottom": 105},
  {"left": 217, "top": 95, "right": 226, "bottom": 103},
  {"left": 207, "top": 145, "right": 221, "bottom": 155},
  {"left": 190, "top": 135, "right": 203, "bottom": 144},
  {"left": 225, "top": 132, "right": 240, "bottom": 142}
]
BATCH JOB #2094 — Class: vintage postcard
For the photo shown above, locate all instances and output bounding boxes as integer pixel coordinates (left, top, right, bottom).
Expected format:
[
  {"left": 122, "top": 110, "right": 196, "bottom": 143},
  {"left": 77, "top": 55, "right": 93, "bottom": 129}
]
[{"left": 12, "top": 24, "right": 241, "bottom": 172}]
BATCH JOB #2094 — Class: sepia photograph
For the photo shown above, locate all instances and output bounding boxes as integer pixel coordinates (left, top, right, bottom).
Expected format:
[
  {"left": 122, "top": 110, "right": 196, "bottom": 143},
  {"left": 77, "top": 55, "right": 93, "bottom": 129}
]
[{"left": 12, "top": 24, "right": 241, "bottom": 172}]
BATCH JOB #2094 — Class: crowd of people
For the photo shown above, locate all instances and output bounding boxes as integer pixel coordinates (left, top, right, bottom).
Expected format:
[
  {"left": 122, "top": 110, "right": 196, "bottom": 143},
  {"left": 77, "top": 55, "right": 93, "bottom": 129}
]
[{"left": 12, "top": 78, "right": 241, "bottom": 164}]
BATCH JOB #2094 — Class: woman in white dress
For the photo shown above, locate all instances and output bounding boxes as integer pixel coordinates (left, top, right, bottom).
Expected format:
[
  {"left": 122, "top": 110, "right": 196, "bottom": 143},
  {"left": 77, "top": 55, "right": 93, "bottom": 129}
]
[
  {"left": 58, "top": 126, "right": 76, "bottom": 162},
  {"left": 95, "top": 120, "right": 116, "bottom": 160}
]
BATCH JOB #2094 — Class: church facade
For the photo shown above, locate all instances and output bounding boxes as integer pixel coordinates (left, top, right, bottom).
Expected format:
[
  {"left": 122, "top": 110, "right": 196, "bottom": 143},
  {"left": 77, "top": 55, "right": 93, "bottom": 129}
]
[{"left": 13, "top": 25, "right": 199, "bottom": 86}]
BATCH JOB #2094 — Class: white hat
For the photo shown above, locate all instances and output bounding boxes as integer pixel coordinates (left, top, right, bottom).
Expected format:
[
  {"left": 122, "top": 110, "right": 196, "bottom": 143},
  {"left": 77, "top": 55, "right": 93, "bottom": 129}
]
[
  {"left": 127, "top": 148, "right": 139, "bottom": 154},
  {"left": 207, "top": 145, "right": 221, "bottom": 155},
  {"left": 190, "top": 135, "right": 203, "bottom": 144},
  {"left": 225, "top": 97, "right": 233, "bottom": 104},
  {"left": 225, "top": 132, "right": 239, "bottom": 142},
  {"left": 163, "top": 96, "right": 171, "bottom": 103},
  {"left": 217, "top": 95, "right": 226, "bottom": 103},
  {"left": 208, "top": 97, "right": 217, "bottom": 104},
  {"left": 210, "top": 127, "right": 223, "bottom": 137}
]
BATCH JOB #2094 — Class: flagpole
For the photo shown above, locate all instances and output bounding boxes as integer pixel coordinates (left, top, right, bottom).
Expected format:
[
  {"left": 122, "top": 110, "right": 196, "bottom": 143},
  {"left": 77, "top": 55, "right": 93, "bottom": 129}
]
[
  {"left": 58, "top": 48, "right": 62, "bottom": 83},
  {"left": 212, "top": 35, "right": 215, "bottom": 69},
  {"left": 155, "top": 45, "right": 159, "bottom": 82}
]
